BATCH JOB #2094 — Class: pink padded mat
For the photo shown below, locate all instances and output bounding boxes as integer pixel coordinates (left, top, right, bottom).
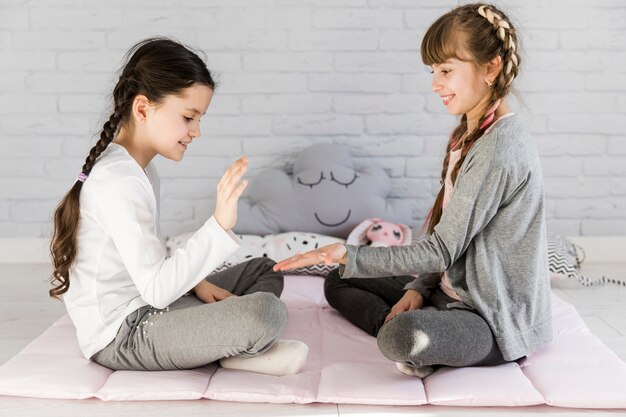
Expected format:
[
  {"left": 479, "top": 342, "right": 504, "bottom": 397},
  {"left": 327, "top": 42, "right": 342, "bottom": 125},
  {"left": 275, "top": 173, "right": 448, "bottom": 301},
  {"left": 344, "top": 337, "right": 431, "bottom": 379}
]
[{"left": 1, "top": 275, "right": 625, "bottom": 408}]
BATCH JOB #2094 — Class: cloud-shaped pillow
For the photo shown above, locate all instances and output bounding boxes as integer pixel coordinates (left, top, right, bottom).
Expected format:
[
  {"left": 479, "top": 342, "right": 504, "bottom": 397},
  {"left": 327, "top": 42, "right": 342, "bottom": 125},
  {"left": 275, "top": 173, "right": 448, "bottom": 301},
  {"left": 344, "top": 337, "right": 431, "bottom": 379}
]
[{"left": 234, "top": 143, "right": 413, "bottom": 238}]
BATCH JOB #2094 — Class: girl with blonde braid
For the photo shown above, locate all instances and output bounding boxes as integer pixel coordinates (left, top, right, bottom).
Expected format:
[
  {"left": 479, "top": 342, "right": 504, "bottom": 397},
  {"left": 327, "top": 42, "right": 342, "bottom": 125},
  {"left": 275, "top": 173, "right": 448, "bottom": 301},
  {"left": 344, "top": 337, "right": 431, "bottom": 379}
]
[
  {"left": 274, "top": 3, "right": 551, "bottom": 378},
  {"left": 50, "top": 38, "right": 308, "bottom": 375}
]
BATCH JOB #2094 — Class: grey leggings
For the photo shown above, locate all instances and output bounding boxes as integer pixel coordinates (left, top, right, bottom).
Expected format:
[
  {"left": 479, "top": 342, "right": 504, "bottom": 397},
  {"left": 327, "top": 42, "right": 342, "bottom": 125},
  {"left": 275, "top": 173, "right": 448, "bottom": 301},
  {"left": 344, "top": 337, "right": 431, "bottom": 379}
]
[
  {"left": 324, "top": 269, "right": 508, "bottom": 369},
  {"left": 92, "top": 257, "right": 287, "bottom": 371}
]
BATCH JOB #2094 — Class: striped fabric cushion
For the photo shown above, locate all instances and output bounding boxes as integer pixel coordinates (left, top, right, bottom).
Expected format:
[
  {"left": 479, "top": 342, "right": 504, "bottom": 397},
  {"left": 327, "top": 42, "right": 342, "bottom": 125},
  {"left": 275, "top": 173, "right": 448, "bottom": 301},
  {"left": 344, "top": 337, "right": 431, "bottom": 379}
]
[
  {"left": 547, "top": 234, "right": 584, "bottom": 279},
  {"left": 548, "top": 234, "right": 625, "bottom": 287}
]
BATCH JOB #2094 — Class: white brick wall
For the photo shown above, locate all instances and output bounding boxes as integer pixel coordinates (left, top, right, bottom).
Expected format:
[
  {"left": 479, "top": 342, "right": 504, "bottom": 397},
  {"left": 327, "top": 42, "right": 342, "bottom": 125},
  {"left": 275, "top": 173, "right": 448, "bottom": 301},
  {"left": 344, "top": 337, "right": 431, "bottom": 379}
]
[{"left": 1, "top": 0, "right": 625, "bottom": 238}]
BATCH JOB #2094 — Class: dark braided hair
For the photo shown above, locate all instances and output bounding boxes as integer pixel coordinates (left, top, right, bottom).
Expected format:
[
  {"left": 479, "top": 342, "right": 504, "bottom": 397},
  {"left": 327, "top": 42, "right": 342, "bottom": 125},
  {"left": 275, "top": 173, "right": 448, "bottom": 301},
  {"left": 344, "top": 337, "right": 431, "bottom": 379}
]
[
  {"left": 420, "top": 3, "right": 521, "bottom": 235},
  {"left": 50, "top": 38, "right": 215, "bottom": 299}
]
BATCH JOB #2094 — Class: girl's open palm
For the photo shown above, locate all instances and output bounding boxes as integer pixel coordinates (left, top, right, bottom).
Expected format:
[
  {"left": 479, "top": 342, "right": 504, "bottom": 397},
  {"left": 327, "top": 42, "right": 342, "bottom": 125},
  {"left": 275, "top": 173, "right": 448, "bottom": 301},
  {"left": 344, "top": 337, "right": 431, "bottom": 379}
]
[
  {"left": 273, "top": 242, "right": 347, "bottom": 272},
  {"left": 214, "top": 156, "right": 248, "bottom": 231}
]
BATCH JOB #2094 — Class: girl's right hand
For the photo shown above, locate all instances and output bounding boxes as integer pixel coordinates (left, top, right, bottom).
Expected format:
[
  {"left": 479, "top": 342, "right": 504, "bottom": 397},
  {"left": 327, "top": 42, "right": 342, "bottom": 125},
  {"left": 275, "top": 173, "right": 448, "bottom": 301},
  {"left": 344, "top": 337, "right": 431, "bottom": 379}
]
[{"left": 214, "top": 156, "right": 248, "bottom": 231}]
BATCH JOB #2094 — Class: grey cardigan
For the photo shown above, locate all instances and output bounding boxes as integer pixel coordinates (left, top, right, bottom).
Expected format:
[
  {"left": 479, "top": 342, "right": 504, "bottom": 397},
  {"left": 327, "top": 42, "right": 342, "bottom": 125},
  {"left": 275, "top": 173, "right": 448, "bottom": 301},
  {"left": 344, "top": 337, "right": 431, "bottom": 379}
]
[{"left": 339, "top": 115, "right": 552, "bottom": 361}]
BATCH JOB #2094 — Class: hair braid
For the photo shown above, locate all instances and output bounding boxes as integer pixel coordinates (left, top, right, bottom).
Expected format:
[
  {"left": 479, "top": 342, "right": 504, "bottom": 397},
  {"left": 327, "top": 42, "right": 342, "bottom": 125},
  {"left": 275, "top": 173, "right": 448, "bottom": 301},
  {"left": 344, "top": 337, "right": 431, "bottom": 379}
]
[
  {"left": 477, "top": 5, "right": 520, "bottom": 89},
  {"left": 81, "top": 73, "right": 139, "bottom": 175},
  {"left": 81, "top": 111, "right": 121, "bottom": 175},
  {"left": 49, "top": 109, "right": 122, "bottom": 298}
]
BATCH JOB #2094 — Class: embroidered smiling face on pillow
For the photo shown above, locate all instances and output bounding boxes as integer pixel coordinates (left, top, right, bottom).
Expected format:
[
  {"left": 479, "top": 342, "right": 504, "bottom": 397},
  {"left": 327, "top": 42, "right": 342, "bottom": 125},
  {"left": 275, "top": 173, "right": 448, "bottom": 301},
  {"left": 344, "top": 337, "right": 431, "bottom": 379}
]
[{"left": 234, "top": 143, "right": 412, "bottom": 238}]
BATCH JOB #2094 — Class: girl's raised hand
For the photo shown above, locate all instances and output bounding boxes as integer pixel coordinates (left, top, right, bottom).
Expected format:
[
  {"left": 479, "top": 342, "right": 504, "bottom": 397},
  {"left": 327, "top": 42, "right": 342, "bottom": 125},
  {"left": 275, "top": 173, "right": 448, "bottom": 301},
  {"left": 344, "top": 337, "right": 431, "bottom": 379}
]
[
  {"left": 273, "top": 242, "right": 348, "bottom": 272},
  {"left": 214, "top": 156, "right": 248, "bottom": 231}
]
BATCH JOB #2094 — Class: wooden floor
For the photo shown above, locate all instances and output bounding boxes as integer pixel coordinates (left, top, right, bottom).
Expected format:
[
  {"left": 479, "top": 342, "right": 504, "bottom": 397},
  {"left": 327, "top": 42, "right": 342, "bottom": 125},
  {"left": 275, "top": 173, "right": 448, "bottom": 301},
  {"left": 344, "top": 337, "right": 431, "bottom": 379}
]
[{"left": 1, "top": 262, "right": 625, "bottom": 417}]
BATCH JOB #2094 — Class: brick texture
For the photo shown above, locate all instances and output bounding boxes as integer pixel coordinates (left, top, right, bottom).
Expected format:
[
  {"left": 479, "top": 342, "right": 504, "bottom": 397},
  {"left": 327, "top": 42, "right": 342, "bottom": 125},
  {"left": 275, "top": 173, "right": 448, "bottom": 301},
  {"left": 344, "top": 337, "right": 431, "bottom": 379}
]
[{"left": 1, "top": 0, "right": 625, "bottom": 237}]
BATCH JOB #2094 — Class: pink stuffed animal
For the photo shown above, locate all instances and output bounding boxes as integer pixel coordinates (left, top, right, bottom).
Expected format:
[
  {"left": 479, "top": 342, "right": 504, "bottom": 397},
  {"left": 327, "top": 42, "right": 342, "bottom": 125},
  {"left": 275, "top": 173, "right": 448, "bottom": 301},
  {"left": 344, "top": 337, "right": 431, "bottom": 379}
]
[
  {"left": 366, "top": 220, "right": 406, "bottom": 247},
  {"left": 347, "top": 218, "right": 412, "bottom": 248}
]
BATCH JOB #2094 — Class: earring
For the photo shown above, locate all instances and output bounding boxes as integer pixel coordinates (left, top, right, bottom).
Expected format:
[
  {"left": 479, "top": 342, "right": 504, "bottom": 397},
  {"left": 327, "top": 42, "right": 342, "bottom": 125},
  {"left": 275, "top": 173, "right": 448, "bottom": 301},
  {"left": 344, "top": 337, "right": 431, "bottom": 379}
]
[{"left": 485, "top": 79, "right": 493, "bottom": 87}]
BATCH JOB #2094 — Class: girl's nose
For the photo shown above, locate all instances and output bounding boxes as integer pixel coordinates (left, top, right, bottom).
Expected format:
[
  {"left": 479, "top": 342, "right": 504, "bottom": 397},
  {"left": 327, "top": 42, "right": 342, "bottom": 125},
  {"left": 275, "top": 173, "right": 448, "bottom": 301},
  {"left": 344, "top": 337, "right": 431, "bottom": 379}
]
[{"left": 431, "top": 77, "right": 442, "bottom": 93}]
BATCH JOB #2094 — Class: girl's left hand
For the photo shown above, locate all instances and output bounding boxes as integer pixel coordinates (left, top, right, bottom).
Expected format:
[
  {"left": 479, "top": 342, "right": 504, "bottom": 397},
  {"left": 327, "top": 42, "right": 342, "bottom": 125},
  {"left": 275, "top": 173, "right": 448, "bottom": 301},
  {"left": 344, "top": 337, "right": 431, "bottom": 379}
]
[
  {"left": 385, "top": 290, "right": 423, "bottom": 323},
  {"left": 193, "top": 280, "right": 235, "bottom": 303},
  {"left": 273, "top": 243, "right": 348, "bottom": 272}
]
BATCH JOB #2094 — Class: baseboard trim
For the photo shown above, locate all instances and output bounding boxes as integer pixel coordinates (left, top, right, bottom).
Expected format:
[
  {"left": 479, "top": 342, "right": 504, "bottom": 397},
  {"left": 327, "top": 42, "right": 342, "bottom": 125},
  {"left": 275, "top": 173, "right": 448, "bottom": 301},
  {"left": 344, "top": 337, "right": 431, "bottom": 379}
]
[{"left": 0, "top": 236, "right": 624, "bottom": 264}]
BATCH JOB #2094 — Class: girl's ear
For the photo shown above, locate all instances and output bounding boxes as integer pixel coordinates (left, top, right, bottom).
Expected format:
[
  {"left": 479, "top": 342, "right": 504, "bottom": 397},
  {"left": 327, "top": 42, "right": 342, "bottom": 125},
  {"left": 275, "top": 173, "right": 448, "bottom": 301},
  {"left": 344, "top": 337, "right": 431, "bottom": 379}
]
[
  {"left": 485, "top": 55, "right": 503, "bottom": 84},
  {"left": 132, "top": 94, "right": 150, "bottom": 124}
]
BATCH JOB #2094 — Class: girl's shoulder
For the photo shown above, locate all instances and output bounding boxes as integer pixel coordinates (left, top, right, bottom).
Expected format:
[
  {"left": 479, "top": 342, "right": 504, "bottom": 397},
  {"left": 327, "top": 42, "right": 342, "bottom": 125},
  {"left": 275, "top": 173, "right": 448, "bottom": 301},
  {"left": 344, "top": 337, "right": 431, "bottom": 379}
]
[
  {"left": 86, "top": 144, "right": 151, "bottom": 194},
  {"left": 90, "top": 144, "right": 143, "bottom": 178},
  {"left": 479, "top": 115, "right": 534, "bottom": 156},
  {"left": 466, "top": 115, "right": 539, "bottom": 173},
  {"left": 483, "top": 114, "right": 529, "bottom": 144}
]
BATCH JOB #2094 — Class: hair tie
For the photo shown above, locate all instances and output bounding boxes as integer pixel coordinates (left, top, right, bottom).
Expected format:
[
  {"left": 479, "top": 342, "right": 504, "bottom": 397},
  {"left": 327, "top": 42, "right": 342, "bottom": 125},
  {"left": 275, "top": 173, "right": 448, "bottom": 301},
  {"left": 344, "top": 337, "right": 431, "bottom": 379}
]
[
  {"left": 480, "top": 98, "right": 502, "bottom": 130},
  {"left": 77, "top": 172, "right": 88, "bottom": 183}
]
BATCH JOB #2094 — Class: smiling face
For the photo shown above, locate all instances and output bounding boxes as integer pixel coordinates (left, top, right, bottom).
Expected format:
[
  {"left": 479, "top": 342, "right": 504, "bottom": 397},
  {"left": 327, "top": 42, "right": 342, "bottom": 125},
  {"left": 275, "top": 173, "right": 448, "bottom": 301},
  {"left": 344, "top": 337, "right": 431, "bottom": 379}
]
[
  {"left": 145, "top": 84, "right": 213, "bottom": 161},
  {"left": 420, "top": 7, "right": 515, "bottom": 134},
  {"left": 430, "top": 58, "right": 491, "bottom": 123}
]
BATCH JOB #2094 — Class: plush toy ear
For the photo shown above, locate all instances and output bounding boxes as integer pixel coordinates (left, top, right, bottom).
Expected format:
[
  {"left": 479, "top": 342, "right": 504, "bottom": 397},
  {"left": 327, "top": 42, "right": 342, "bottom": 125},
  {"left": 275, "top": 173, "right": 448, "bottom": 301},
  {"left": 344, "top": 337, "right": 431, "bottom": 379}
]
[
  {"left": 346, "top": 218, "right": 377, "bottom": 246},
  {"left": 398, "top": 223, "right": 413, "bottom": 245}
]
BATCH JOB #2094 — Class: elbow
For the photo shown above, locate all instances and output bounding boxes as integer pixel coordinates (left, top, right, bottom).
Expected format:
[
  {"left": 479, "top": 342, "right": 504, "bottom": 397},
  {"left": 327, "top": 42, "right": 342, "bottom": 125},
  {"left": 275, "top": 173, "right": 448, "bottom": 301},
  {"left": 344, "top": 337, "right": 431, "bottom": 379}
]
[
  {"left": 149, "top": 299, "right": 170, "bottom": 310},
  {"left": 140, "top": 290, "right": 173, "bottom": 310},
  {"left": 423, "top": 233, "right": 453, "bottom": 271},
  {"left": 136, "top": 270, "right": 176, "bottom": 309},
  {"left": 439, "top": 255, "right": 451, "bottom": 271}
]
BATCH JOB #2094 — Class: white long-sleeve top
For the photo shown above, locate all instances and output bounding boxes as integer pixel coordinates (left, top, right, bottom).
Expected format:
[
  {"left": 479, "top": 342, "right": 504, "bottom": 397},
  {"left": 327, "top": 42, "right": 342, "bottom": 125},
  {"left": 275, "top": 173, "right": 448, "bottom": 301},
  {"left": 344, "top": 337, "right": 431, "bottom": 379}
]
[{"left": 64, "top": 142, "right": 240, "bottom": 359}]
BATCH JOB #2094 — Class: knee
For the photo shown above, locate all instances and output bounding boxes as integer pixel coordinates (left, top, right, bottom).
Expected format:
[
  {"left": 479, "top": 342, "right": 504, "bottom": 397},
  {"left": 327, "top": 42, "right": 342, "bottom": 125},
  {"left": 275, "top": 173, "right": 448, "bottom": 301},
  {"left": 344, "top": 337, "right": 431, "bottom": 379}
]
[
  {"left": 245, "top": 292, "right": 288, "bottom": 338},
  {"left": 377, "top": 314, "right": 427, "bottom": 363},
  {"left": 250, "top": 256, "right": 277, "bottom": 271}
]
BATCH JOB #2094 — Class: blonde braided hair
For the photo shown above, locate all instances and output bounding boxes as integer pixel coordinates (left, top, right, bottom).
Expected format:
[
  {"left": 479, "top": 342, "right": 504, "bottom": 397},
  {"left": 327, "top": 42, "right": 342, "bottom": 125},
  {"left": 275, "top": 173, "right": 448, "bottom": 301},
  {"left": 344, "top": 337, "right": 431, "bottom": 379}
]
[{"left": 477, "top": 4, "right": 520, "bottom": 88}]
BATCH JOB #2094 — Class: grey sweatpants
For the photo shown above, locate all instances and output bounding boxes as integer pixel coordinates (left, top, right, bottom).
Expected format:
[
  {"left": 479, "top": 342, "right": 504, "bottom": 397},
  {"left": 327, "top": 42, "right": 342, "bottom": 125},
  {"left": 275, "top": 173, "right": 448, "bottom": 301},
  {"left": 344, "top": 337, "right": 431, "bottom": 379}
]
[
  {"left": 92, "top": 257, "right": 287, "bottom": 371},
  {"left": 324, "top": 269, "right": 508, "bottom": 369}
]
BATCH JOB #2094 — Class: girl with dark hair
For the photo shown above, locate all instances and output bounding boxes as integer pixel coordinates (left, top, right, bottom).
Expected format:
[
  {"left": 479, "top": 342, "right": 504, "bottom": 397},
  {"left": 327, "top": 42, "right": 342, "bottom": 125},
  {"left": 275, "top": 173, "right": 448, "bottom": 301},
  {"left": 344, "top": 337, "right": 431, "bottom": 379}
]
[
  {"left": 274, "top": 3, "right": 551, "bottom": 378},
  {"left": 50, "top": 38, "right": 308, "bottom": 375}
]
